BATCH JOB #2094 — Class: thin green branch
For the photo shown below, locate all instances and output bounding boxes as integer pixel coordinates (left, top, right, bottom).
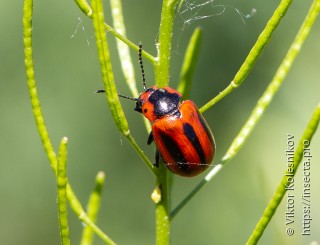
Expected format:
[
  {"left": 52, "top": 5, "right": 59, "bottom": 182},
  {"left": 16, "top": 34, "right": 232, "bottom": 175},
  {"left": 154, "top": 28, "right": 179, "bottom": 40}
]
[
  {"left": 66, "top": 185, "right": 116, "bottom": 245},
  {"left": 247, "top": 103, "right": 320, "bottom": 244},
  {"left": 80, "top": 171, "right": 106, "bottom": 245},
  {"left": 177, "top": 0, "right": 185, "bottom": 11},
  {"left": 177, "top": 27, "right": 202, "bottom": 100},
  {"left": 74, "top": 0, "right": 156, "bottom": 64},
  {"left": 171, "top": 0, "right": 319, "bottom": 219},
  {"left": 170, "top": 164, "right": 222, "bottom": 219},
  {"left": 200, "top": 0, "right": 293, "bottom": 113},
  {"left": 104, "top": 28, "right": 155, "bottom": 65},
  {"left": 222, "top": 0, "right": 320, "bottom": 164},
  {"left": 74, "top": 0, "right": 92, "bottom": 17},
  {"left": 23, "top": 1, "right": 116, "bottom": 244},
  {"left": 57, "top": 137, "right": 70, "bottom": 245},
  {"left": 126, "top": 134, "right": 156, "bottom": 174}
]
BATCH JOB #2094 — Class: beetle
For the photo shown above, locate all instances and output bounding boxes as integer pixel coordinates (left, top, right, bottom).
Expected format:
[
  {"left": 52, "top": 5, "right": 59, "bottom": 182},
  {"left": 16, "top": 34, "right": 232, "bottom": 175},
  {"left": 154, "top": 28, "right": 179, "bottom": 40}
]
[{"left": 99, "top": 44, "right": 216, "bottom": 177}]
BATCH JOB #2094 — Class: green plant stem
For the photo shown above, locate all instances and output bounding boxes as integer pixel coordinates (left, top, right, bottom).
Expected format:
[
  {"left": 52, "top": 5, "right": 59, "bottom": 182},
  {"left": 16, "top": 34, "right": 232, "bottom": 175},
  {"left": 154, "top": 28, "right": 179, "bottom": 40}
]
[
  {"left": 57, "top": 137, "right": 70, "bottom": 245},
  {"left": 247, "top": 103, "right": 320, "bottom": 244},
  {"left": 177, "top": 0, "right": 185, "bottom": 11},
  {"left": 155, "top": 165, "right": 170, "bottom": 245},
  {"left": 109, "top": 0, "right": 152, "bottom": 134},
  {"left": 91, "top": 0, "right": 156, "bottom": 176},
  {"left": 67, "top": 185, "right": 116, "bottom": 245},
  {"left": 170, "top": 164, "right": 222, "bottom": 219},
  {"left": 171, "top": 0, "right": 319, "bottom": 219},
  {"left": 80, "top": 171, "right": 106, "bottom": 245},
  {"left": 91, "top": 0, "right": 128, "bottom": 135},
  {"left": 23, "top": 1, "right": 116, "bottom": 244},
  {"left": 222, "top": 0, "right": 320, "bottom": 164},
  {"left": 74, "top": 0, "right": 92, "bottom": 17},
  {"left": 23, "top": 0, "right": 57, "bottom": 174},
  {"left": 177, "top": 27, "right": 202, "bottom": 100},
  {"left": 155, "top": 0, "right": 179, "bottom": 87},
  {"left": 200, "top": 0, "right": 293, "bottom": 113},
  {"left": 153, "top": 1, "right": 179, "bottom": 244},
  {"left": 127, "top": 134, "right": 156, "bottom": 174}
]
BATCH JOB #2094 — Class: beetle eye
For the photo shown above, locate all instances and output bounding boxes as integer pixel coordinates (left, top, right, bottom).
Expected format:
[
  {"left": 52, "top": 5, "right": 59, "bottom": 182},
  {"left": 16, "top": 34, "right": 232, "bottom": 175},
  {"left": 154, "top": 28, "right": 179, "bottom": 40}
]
[{"left": 134, "top": 100, "right": 143, "bottom": 113}]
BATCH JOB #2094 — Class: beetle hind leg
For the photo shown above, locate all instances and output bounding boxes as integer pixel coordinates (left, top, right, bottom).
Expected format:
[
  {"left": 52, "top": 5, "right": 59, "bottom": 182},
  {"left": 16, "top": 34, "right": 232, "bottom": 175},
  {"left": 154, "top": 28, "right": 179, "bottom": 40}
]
[
  {"left": 147, "top": 131, "right": 154, "bottom": 145},
  {"left": 154, "top": 150, "right": 160, "bottom": 168},
  {"left": 147, "top": 131, "right": 160, "bottom": 168}
]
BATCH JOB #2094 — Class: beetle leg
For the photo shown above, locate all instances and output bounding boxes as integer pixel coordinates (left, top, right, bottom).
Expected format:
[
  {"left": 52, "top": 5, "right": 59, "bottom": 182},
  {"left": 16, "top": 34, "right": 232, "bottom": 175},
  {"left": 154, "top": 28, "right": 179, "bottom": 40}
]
[
  {"left": 147, "top": 131, "right": 159, "bottom": 167},
  {"left": 154, "top": 150, "right": 160, "bottom": 168},
  {"left": 147, "top": 131, "right": 154, "bottom": 145}
]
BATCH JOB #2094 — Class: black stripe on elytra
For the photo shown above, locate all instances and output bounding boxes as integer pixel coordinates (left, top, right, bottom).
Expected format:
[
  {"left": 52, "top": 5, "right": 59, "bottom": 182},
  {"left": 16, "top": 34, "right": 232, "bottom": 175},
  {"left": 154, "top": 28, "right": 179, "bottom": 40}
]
[
  {"left": 197, "top": 112, "right": 215, "bottom": 147},
  {"left": 183, "top": 123, "right": 206, "bottom": 164},
  {"left": 158, "top": 130, "right": 190, "bottom": 173}
]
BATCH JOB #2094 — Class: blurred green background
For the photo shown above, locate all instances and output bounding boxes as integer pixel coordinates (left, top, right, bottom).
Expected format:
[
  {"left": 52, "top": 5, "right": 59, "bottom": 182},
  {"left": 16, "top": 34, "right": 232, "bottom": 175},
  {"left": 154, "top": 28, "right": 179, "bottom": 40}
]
[{"left": 1, "top": 0, "right": 319, "bottom": 244}]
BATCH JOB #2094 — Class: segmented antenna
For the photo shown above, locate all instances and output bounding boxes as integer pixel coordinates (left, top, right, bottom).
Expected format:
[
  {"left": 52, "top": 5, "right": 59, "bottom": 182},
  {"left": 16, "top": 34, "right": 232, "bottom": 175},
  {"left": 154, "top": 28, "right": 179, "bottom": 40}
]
[
  {"left": 139, "top": 43, "right": 146, "bottom": 90},
  {"left": 118, "top": 94, "right": 138, "bottom": 101}
]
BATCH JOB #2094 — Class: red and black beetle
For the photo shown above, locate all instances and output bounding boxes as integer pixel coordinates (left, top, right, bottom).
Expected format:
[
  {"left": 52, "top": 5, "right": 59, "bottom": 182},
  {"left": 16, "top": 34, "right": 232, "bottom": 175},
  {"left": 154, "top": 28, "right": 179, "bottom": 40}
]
[{"left": 101, "top": 44, "right": 216, "bottom": 177}]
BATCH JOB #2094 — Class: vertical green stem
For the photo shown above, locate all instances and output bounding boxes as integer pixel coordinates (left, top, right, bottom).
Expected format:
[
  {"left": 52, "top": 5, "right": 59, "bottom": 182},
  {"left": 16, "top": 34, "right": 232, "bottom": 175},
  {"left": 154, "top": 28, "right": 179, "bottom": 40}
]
[
  {"left": 154, "top": 1, "right": 179, "bottom": 244},
  {"left": 155, "top": 0, "right": 179, "bottom": 87},
  {"left": 155, "top": 165, "right": 170, "bottom": 245},
  {"left": 57, "top": 137, "right": 70, "bottom": 245}
]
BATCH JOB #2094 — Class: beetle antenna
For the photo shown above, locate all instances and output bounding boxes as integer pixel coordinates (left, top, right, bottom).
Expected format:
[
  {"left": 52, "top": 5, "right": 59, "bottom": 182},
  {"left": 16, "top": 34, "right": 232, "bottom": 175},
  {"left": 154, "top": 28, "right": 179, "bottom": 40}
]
[
  {"left": 96, "top": 90, "right": 138, "bottom": 101},
  {"left": 95, "top": 89, "right": 105, "bottom": 93},
  {"left": 139, "top": 42, "right": 146, "bottom": 90},
  {"left": 118, "top": 94, "right": 138, "bottom": 101}
]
